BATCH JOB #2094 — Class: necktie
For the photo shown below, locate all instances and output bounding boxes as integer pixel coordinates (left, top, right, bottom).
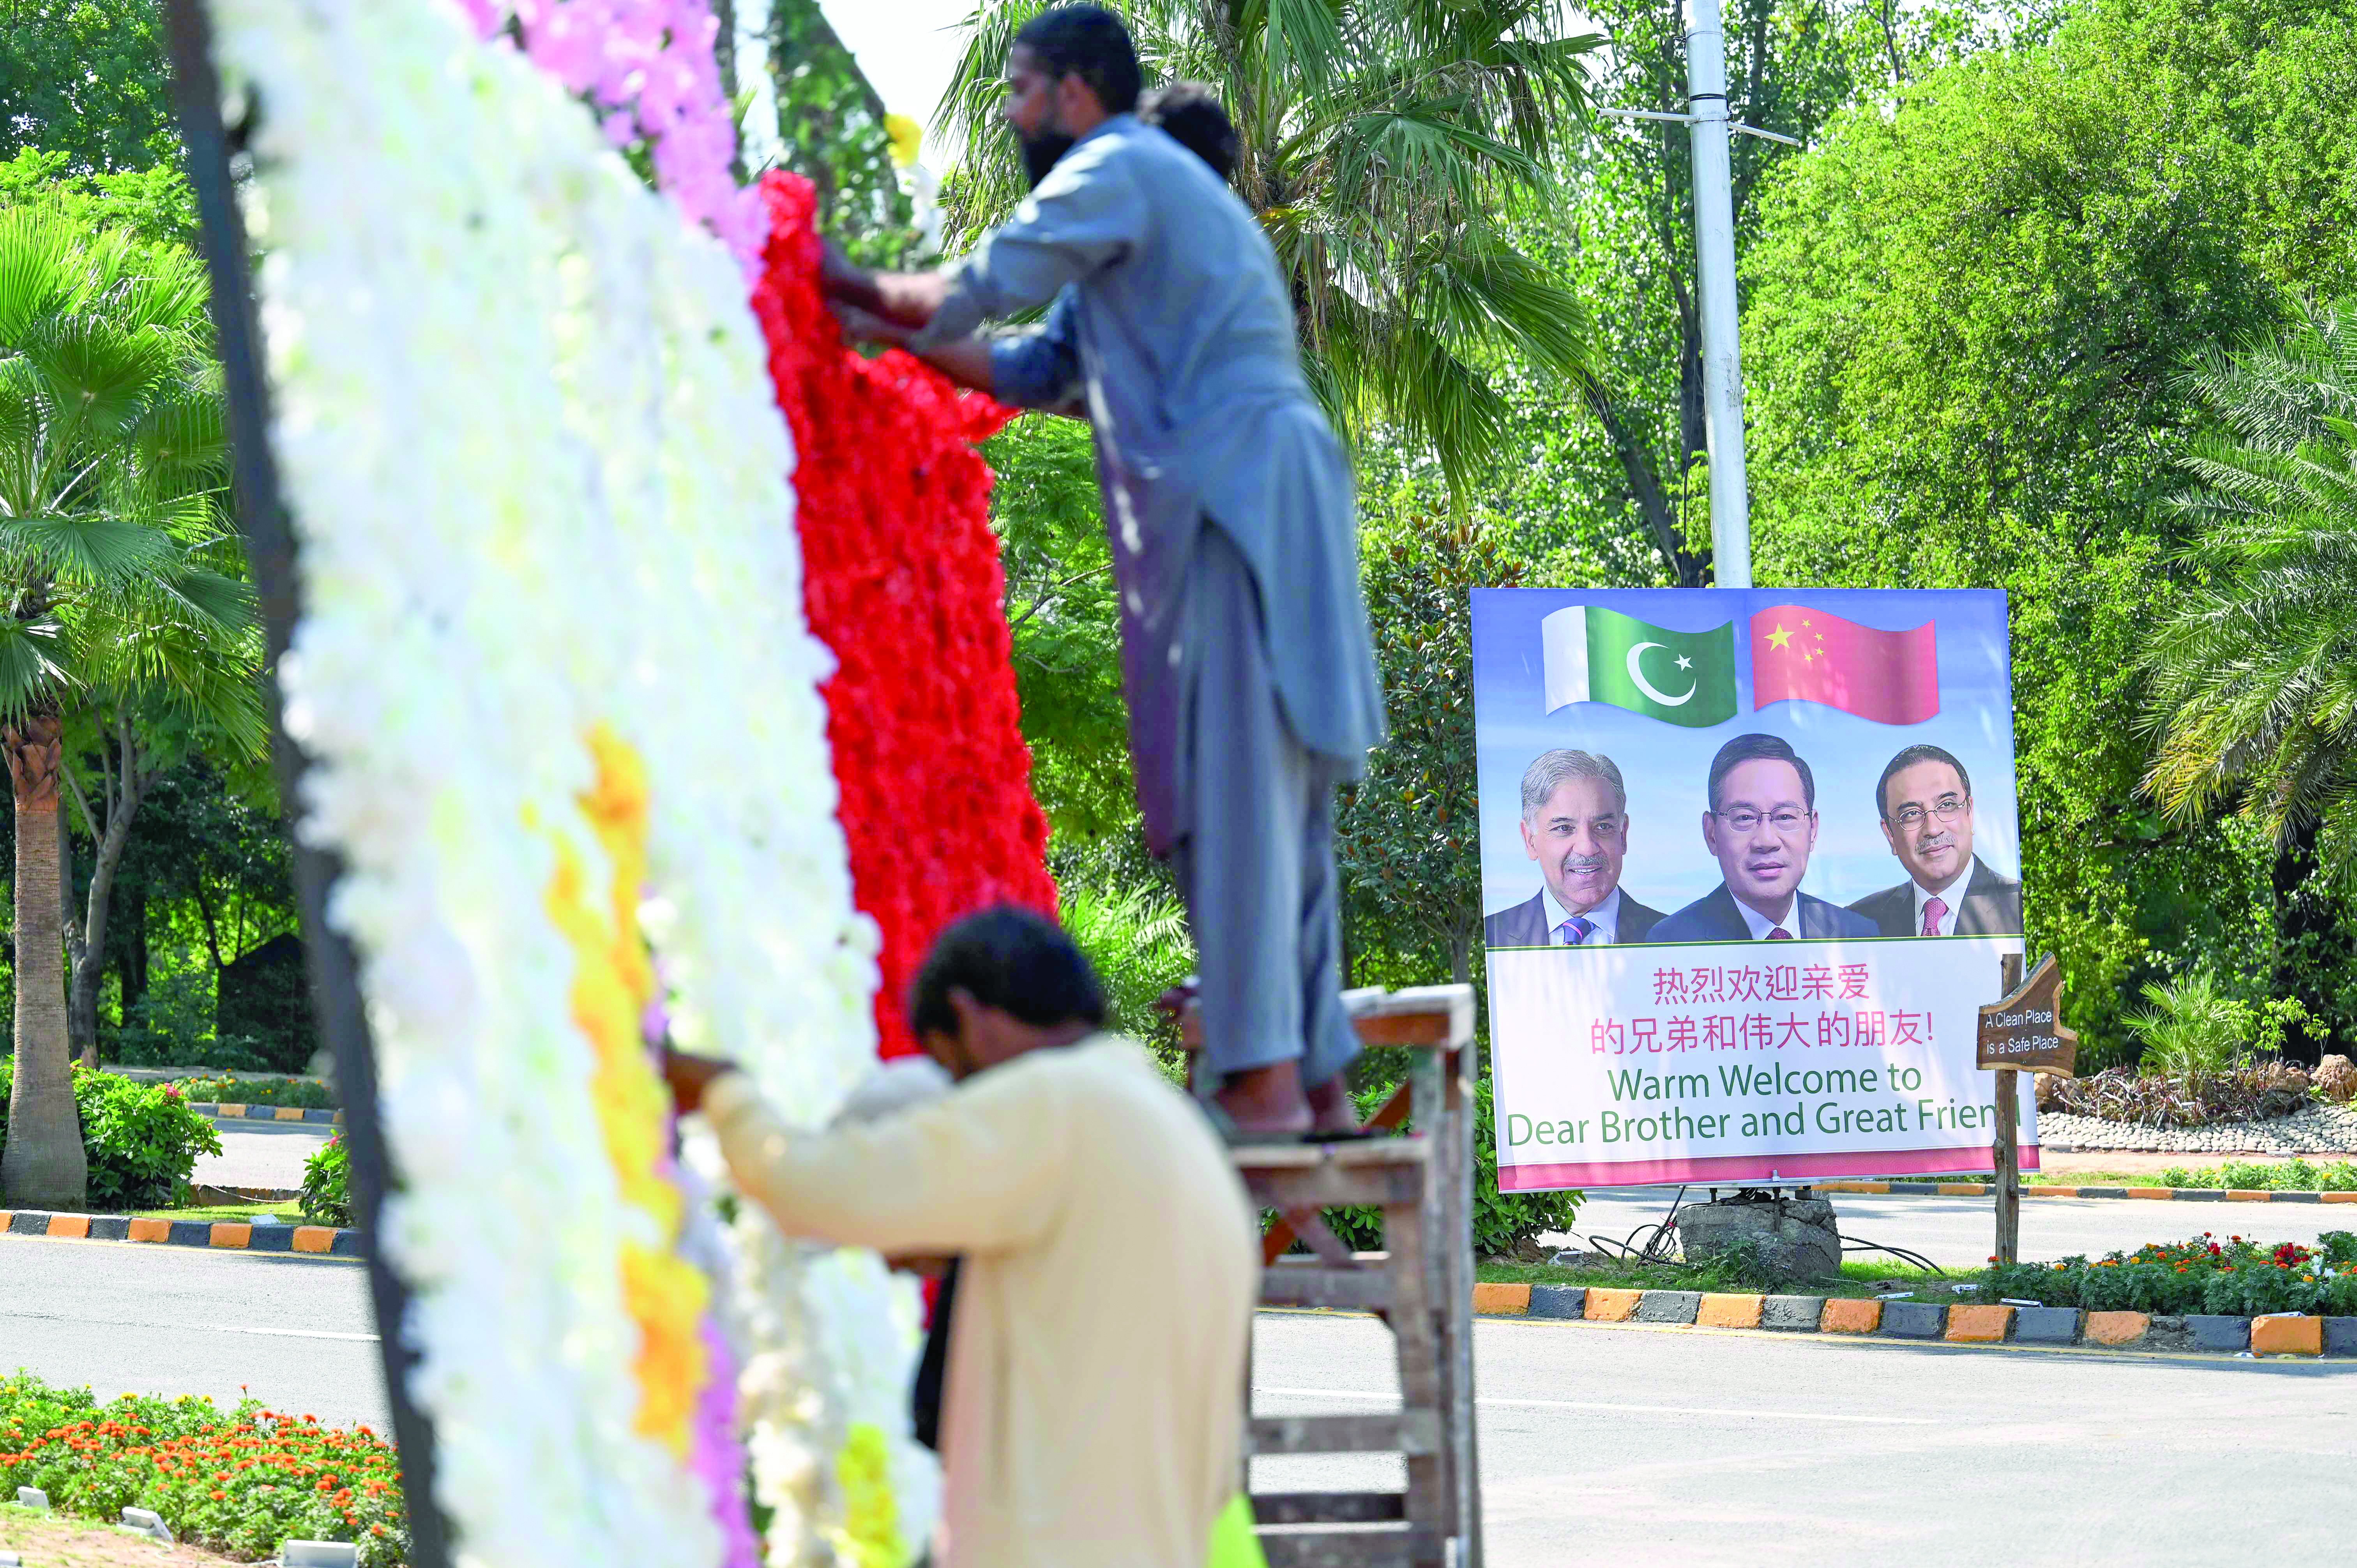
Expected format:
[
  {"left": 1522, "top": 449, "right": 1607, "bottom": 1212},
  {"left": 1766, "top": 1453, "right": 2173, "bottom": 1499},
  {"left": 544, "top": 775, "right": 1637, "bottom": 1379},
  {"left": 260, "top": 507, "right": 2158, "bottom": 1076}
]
[
  {"left": 1921, "top": 896, "right": 1949, "bottom": 938},
  {"left": 1766, "top": 927, "right": 1793, "bottom": 941},
  {"left": 1557, "top": 915, "right": 1595, "bottom": 946}
]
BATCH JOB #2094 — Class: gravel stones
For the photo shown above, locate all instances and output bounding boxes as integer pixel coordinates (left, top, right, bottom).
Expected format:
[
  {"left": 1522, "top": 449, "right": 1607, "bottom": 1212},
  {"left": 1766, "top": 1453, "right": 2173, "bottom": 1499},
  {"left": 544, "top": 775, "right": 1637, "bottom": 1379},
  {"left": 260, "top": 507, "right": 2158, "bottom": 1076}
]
[{"left": 2039, "top": 1101, "right": 2357, "bottom": 1154}]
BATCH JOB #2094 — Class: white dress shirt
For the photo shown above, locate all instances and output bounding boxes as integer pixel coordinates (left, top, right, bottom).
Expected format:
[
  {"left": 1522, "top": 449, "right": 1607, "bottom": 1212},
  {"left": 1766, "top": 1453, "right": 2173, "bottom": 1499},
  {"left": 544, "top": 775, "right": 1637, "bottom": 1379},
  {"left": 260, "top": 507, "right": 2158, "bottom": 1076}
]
[
  {"left": 1735, "top": 895, "right": 1799, "bottom": 940},
  {"left": 1913, "top": 867, "right": 1972, "bottom": 937},
  {"left": 1545, "top": 886, "right": 1624, "bottom": 945}
]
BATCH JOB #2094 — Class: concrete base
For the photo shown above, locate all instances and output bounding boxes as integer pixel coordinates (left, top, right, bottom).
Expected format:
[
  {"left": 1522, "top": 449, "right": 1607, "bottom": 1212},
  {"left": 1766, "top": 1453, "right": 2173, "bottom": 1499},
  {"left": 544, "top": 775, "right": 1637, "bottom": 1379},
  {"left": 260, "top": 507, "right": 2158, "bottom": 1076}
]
[{"left": 1675, "top": 1195, "right": 1842, "bottom": 1285}]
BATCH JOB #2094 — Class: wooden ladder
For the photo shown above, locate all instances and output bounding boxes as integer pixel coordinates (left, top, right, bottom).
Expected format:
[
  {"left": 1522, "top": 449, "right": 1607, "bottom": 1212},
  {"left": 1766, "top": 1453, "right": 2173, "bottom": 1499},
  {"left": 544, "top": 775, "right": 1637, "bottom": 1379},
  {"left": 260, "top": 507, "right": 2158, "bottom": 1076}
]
[{"left": 1186, "top": 985, "right": 1483, "bottom": 1568}]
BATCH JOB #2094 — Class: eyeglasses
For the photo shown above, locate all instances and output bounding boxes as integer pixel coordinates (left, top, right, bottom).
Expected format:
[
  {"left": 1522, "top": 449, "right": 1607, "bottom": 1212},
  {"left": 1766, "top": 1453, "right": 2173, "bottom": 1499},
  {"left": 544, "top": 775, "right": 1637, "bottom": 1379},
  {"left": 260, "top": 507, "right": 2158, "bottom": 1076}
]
[
  {"left": 1891, "top": 795, "right": 1969, "bottom": 829},
  {"left": 1712, "top": 808, "right": 1807, "bottom": 833}
]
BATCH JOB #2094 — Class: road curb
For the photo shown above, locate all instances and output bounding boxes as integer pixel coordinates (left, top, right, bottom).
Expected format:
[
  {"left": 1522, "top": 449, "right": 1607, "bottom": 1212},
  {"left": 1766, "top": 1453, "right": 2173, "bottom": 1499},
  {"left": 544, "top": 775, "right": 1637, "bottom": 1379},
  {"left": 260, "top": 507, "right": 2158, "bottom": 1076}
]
[
  {"left": 0, "top": 1207, "right": 362, "bottom": 1257},
  {"left": 1818, "top": 1180, "right": 2357, "bottom": 1203},
  {"left": 1467, "top": 1282, "right": 2357, "bottom": 1358},
  {"left": 189, "top": 1103, "right": 343, "bottom": 1127}
]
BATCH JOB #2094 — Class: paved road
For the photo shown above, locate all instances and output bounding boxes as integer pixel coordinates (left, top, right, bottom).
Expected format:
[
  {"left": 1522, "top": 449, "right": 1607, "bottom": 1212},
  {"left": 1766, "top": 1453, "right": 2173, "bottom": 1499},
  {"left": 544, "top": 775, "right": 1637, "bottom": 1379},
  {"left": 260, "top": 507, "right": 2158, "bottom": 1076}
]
[
  {"left": 194, "top": 1121, "right": 333, "bottom": 1191},
  {"left": 1255, "top": 1308, "right": 2357, "bottom": 1567},
  {"left": 0, "top": 1233, "right": 385, "bottom": 1429},
  {"left": 1558, "top": 1188, "right": 2357, "bottom": 1270}
]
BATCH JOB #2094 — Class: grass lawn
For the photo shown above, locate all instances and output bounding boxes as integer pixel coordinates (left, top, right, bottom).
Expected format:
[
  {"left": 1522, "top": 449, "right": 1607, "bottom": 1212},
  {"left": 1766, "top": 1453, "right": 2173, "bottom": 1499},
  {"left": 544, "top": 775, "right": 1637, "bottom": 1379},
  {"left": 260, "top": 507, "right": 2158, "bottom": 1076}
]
[
  {"left": 1473, "top": 1254, "right": 1985, "bottom": 1300},
  {"left": 124, "top": 1199, "right": 308, "bottom": 1224}
]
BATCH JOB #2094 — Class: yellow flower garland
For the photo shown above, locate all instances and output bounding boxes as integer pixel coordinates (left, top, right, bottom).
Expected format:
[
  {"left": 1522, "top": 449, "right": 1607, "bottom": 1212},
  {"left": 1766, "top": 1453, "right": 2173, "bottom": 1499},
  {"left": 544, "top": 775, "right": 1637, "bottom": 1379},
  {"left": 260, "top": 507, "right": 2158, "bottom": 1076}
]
[{"left": 544, "top": 725, "right": 710, "bottom": 1455}]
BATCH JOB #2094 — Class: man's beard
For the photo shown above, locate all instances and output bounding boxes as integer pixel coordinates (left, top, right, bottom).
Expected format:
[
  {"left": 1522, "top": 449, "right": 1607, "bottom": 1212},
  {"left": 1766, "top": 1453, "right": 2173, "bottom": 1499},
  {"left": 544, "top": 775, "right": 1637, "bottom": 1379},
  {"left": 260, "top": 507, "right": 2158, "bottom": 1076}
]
[{"left": 1020, "top": 126, "right": 1077, "bottom": 188}]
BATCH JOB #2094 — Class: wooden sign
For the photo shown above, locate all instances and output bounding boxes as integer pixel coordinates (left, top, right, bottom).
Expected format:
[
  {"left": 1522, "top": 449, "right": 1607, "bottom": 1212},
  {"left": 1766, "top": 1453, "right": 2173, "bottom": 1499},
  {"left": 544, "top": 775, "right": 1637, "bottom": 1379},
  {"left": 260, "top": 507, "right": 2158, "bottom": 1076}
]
[{"left": 1977, "top": 952, "right": 2077, "bottom": 1077}]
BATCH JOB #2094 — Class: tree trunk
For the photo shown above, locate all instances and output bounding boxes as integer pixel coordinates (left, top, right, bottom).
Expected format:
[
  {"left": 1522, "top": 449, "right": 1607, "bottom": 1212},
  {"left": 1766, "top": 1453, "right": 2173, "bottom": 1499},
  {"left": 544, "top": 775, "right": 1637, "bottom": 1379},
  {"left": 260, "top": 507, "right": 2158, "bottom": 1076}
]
[
  {"left": 1, "top": 711, "right": 85, "bottom": 1210},
  {"left": 2271, "top": 819, "right": 2345, "bottom": 1064},
  {"left": 68, "top": 736, "right": 147, "bottom": 1068}
]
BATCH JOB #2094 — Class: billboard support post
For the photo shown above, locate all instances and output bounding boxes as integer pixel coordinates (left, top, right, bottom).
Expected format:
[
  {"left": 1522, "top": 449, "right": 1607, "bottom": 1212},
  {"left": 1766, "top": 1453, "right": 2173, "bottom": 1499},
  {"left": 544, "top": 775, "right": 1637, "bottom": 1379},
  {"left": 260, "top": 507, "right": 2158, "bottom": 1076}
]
[{"left": 1991, "top": 954, "right": 2025, "bottom": 1266}]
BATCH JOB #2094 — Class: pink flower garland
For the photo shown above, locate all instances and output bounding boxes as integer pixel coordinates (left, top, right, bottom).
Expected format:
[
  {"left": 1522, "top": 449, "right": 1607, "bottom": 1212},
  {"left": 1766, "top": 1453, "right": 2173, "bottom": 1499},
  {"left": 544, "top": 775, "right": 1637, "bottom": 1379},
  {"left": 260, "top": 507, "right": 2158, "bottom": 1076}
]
[
  {"left": 461, "top": 0, "right": 767, "bottom": 268},
  {"left": 689, "top": 1316, "right": 761, "bottom": 1568}
]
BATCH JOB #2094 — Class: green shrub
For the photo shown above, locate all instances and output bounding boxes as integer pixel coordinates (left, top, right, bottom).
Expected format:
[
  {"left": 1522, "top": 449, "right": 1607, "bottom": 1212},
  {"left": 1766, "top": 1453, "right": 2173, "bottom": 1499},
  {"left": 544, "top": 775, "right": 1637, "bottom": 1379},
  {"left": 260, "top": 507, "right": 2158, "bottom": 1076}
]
[
  {"left": 1982, "top": 1233, "right": 2357, "bottom": 1315},
  {"left": 176, "top": 1074, "right": 337, "bottom": 1110},
  {"left": 300, "top": 1135, "right": 354, "bottom": 1227},
  {"left": 0, "top": 1371, "right": 407, "bottom": 1566},
  {"left": 1061, "top": 881, "right": 1195, "bottom": 1066},
  {"left": 2152, "top": 1159, "right": 2357, "bottom": 1191},
  {"left": 0, "top": 1062, "right": 223, "bottom": 1210},
  {"left": 1306, "top": 1074, "right": 1581, "bottom": 1257}
]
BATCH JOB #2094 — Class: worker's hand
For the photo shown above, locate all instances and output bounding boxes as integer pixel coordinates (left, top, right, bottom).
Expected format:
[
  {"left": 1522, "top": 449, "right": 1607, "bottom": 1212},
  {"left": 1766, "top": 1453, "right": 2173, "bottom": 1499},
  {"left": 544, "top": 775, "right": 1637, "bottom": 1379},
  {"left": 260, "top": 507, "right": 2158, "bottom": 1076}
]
[
  {"left": 819, "top": 236, "right": 876, "bottom": 308},
  {"left": 660, "top": 1046, "right": 737, "bottom": 1117},
  {"left": 830, "top": 300, "right": 912, "bottom": 347}
]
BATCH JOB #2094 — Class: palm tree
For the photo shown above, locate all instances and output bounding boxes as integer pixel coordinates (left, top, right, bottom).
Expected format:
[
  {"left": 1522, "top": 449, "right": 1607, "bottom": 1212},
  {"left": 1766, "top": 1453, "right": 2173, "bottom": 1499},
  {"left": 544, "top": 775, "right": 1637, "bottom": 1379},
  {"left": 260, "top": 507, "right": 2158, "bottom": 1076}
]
[
  {"left": 937, "top": 0, "right": 1601, "bottom": 486},
  {"left": 2142, "top": 300, "right": 2357, "bottom": 867},
  {"left": 0, "top": 207, "right": 263, "bottom": 1210}
]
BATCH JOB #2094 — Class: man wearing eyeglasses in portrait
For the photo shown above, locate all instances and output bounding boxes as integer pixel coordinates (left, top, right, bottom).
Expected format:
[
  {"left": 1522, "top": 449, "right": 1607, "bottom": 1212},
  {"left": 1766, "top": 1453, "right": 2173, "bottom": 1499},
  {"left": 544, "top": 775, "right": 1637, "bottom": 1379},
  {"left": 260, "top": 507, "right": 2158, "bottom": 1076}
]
[
  {"left": 1648, "top": 733, "right": 1876, "bottom": 943},
  {"left": 1847, "top": 743, "right": 2023, "bottom": 937}
]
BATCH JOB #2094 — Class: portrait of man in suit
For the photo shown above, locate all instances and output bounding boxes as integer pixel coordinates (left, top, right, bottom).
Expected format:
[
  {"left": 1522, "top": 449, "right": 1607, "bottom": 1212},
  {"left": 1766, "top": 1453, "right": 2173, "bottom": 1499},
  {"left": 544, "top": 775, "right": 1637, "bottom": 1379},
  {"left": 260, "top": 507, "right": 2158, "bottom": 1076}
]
[
  {"left": 1648, "top": 733, "right": 1877, "bottom": 944},
  {"left": 1847, "top": 743, "right": 2024, "bottom": 937},
  {"left": 1483, "top": 749, "right": 1666, "bottom": 947}
]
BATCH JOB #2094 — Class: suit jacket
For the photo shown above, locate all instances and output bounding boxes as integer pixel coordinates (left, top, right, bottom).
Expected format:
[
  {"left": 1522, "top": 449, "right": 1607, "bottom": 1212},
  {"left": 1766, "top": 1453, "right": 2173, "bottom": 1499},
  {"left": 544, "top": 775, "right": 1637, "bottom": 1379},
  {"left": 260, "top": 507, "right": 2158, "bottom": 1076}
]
[
  {"left": 1848, "top": 855, "right": 2024, "bottom": 938},
  {"left": 1646, "top": 884, "right": 1878, "bottom": 944},
  {"left": 1484, "top": 889, "right": 1667, "bottom": 948}
]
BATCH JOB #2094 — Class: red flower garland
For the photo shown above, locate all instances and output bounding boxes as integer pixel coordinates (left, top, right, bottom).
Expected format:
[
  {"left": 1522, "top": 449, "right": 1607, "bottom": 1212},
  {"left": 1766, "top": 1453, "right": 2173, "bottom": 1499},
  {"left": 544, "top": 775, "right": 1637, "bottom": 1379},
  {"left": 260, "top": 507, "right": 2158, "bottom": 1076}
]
[{"left": 749, "top": 172, "right": 1057, "bottom": 1059}]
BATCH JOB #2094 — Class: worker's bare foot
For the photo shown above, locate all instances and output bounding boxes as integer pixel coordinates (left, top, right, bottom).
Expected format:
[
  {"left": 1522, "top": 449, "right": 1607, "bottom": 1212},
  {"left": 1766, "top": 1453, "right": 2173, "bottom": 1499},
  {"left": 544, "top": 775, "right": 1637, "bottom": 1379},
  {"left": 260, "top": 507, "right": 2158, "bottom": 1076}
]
[
  {"left": 1304, "top": 1074, "right": 1363, "bottom": 1135},
  {"left": 1216, "top": 1061, "right": 1313, "bottom": 1138}
]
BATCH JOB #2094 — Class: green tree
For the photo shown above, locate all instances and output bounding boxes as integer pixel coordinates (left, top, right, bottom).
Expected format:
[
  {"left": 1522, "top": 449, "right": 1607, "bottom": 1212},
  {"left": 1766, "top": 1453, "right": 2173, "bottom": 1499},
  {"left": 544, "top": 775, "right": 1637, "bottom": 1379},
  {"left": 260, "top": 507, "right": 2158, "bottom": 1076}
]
[
  {"left": 2141, "top": 301, "right": 2357, "bottom": 1035},
  {"left": 1740, "top": 0, "right": 2357, "bottom": 1053},
  {"left": 0, "top": 208, "right": 263, "bottom": 1209},
  {"left": 939, "top": 0, "right": 1601, "bottom": 486},
  {"left": 0, "top": 0, "right": 178, "bottom": 174},
  {"left": 750, "top": 0, "right": 928, "bottom": 268}
]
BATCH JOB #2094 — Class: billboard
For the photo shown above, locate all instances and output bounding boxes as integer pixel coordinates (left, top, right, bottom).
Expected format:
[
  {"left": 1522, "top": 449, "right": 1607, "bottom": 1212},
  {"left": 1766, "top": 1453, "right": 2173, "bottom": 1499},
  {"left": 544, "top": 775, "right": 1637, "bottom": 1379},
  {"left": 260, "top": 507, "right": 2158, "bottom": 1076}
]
[{"left": 1473, "top": 589, "right": 2033, "bottom": 1190}]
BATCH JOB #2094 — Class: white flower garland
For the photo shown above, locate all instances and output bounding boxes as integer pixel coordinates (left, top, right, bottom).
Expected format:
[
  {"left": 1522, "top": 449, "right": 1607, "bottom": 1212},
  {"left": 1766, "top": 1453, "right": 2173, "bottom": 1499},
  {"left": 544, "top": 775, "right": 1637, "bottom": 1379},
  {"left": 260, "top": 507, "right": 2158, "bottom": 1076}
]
[{"left": 209, "top": 2, "right": 935, "bottom": 1563}]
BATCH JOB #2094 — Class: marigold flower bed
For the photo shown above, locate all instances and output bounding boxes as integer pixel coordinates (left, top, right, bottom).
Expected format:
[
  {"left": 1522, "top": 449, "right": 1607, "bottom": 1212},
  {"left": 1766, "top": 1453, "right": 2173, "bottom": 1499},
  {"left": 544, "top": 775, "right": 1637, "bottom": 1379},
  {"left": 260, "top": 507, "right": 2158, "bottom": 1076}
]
[
  {"left": 0, "top": 1374, "right": 406, "bottom": 1567},
  {"left": 1984, "top": 1231, "right": 2357, "bottom": 1316}
]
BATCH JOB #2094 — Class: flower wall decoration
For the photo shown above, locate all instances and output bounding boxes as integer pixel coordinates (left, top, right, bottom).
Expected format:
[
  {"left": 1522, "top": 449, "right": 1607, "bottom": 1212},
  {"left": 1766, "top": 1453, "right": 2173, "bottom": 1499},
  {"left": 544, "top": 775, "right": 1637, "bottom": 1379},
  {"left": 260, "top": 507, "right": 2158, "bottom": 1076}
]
[
  {"left": 206, "top": 0, "right": 948, "bottom": 1563},
  {"left": 750, "top": 171, "right": 1058, "bottom": 1059}
]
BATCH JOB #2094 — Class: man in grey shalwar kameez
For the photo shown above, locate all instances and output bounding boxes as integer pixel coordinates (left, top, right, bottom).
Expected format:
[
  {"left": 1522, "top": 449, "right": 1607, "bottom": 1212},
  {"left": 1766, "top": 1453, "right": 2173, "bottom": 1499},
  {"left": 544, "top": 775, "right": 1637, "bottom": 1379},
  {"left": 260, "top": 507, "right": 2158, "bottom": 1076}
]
[{"left": 825, "top": 6, "right": 1385, "bottom": 1135}]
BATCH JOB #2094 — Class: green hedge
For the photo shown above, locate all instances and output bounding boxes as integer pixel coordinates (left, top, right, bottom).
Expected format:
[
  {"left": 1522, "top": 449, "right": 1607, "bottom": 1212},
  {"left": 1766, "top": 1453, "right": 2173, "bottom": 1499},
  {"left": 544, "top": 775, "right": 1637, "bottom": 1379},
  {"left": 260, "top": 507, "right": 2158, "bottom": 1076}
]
[
  {"left": 175, "top": 1074, "right": 338, "bottom": 1110},
  {"left": 0, "top": 1063, "right": 223, "bottom": 1209}
]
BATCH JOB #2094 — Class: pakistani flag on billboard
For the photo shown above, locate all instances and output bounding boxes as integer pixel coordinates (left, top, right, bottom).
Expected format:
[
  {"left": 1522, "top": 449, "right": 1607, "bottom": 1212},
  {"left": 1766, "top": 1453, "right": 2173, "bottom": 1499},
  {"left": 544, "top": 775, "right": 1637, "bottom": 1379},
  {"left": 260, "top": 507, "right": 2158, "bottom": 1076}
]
[{"left": 1540, "top": 605, "right": 1737, "bottom": 727}]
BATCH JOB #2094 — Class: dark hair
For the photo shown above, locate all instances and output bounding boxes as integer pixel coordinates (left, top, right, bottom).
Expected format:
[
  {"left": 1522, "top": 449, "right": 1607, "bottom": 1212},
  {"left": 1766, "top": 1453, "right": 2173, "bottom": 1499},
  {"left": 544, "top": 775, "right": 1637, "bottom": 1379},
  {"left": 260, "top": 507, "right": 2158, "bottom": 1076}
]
[
  {"left": 908, "top": 905, "right": 1108, "bottom": 1041},
  {"left": 1874, "top": 743, "right": 1972, "bottom": 821},
  {"left": 1707, "top": 732, "right": 1815, "bottom": 813},
  {"left": 1013, "top": 4, "right": 1142, "bottom": 115},
  {"left": 1140, "top": 80, "right": 1239, "bottom": 183}
]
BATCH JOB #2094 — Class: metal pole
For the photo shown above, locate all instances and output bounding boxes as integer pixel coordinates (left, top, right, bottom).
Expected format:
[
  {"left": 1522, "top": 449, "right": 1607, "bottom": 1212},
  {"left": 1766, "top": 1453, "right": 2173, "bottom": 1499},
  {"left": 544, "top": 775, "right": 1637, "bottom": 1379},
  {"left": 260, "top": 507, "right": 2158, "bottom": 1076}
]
[
  {"left": 1684, "top": 0, "right": 1753, "bottom": 588},
  {"left": 159, "top": 7, "right": 451, "bottom": 1565}
]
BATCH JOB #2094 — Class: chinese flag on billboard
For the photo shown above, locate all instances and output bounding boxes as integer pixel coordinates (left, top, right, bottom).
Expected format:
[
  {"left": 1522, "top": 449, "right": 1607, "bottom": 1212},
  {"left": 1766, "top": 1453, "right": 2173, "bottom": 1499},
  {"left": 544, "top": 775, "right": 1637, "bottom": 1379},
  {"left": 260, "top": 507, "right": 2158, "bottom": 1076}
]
[{"left": 1749, "top": 604, "right": 1939, "bottom": 724}]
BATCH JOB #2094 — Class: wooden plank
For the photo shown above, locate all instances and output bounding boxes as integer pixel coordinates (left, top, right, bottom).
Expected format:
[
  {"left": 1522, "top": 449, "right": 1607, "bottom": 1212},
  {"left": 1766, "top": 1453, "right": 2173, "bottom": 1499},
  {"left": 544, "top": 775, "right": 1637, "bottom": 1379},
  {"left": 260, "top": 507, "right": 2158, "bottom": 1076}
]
[
  {"left": 1252, "top": 1493, "right": 1408, "bottom": 1526},
  {"left": 1249, "top": 1409, "right": 1443, "bottom": 1457},
  {"left": 1992, "top": 953, "right": 2024, "bottom": 1267},
  {"left": 1257, "top": 1527, "right": 1418, "bottom": 1568},
  {"left": 1246, "top": 1164, "right": 1426, "bottom": 1211},
  {"left": 1258, "top": 1265, "right": 1393, "bottom": 1312},
  {"left": 1233, "top": 1139, "right": 1433, "bottom": 1171}
]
